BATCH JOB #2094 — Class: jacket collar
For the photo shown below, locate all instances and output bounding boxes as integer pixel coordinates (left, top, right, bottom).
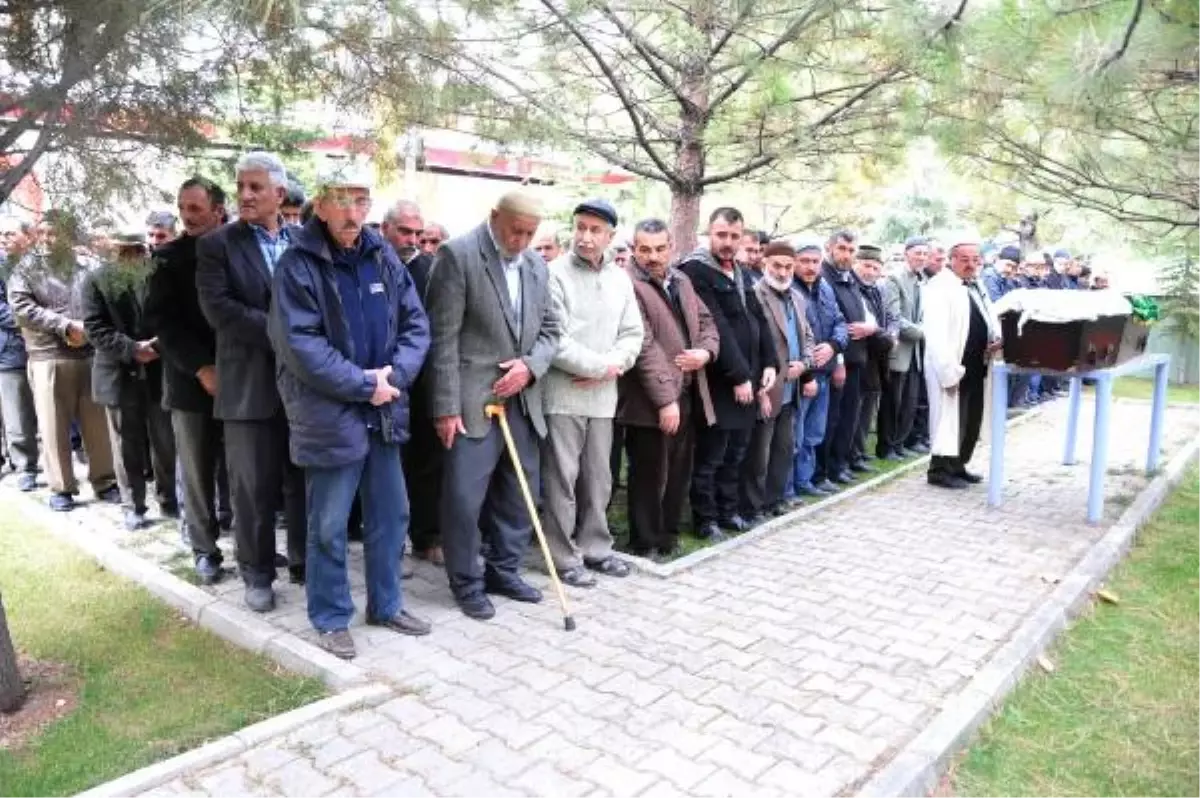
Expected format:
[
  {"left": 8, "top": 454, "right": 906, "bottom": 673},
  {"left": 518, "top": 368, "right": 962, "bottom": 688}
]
[{"left": 291, "top": 218, "right": 384, "bottom": 264}]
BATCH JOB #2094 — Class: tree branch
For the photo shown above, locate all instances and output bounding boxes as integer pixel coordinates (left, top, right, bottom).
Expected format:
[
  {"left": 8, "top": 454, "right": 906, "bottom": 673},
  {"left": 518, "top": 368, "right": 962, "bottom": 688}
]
[{"left": 1097, "top": 0, "right": 1144, "bottom": 71}]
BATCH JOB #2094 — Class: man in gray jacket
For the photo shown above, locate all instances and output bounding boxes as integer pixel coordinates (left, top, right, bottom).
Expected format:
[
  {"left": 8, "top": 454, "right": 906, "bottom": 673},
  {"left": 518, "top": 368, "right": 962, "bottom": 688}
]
[
  {"left": 541, "top": 199, "right": 642, "bottom": 588},
  {"left": 7, "top": 212, "right": 117, "bottom": 510},
  {"left": 426, "top": 192, "right": 562, "bottom": 620},
  {"left": 879, "top": 236, "right": 927, "bottom": 459}
]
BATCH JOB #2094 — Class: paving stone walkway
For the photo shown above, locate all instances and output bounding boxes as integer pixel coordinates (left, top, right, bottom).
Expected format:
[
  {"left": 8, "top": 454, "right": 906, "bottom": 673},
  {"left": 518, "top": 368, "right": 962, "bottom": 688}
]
[{"left": 17, "top": 399, "right": 1199, "bottom": 797}]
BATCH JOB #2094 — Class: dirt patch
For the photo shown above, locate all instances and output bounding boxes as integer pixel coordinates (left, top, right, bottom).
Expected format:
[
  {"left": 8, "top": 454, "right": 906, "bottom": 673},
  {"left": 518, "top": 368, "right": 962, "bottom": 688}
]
[{"left": 0, "top": 656, "right": 80, "bottom": 750}]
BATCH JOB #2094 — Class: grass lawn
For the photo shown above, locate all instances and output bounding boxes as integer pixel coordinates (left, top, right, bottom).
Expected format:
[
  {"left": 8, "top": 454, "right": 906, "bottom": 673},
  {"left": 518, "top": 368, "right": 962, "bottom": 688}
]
[
  {"left": 949, "top": 467, "right": 1200, "bottom": 797},
  {"left": 0, "top": 507, "right": 326, "bottom": 797},
  {"left": 1110, "top": 376, "right": 1199, "bottom": 404},
  {"left": 609, "top": 429, "right": 919, "bottom": 559}
]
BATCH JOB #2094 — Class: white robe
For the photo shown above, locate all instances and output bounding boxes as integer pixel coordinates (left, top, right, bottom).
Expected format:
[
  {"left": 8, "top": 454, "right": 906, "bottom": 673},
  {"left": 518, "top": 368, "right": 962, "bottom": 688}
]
[{"left": 922, "top": 270, "right": 1000, "bottom": 457}]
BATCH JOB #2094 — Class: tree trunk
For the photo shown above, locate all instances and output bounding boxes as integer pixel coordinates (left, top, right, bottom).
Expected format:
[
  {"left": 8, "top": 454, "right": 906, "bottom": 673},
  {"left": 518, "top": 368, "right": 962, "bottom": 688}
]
[
  {"left": 669, "top": 188, "right": 703, "bottom": 258},
  {"left": 0, "top": 593, "right": 24, "bottom": 714}
]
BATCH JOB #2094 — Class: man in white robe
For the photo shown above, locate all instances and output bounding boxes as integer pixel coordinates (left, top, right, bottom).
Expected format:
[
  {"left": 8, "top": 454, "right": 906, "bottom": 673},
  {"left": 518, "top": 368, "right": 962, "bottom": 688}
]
[{"left": 922, "top": 235, "right": 1001, "bottom": 489}]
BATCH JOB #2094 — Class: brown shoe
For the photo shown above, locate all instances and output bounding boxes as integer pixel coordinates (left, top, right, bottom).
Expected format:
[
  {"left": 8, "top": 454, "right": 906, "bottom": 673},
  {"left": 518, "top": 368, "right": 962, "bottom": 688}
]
[{"left": 415, "top": 546, "right": 445, "bottom": 566}]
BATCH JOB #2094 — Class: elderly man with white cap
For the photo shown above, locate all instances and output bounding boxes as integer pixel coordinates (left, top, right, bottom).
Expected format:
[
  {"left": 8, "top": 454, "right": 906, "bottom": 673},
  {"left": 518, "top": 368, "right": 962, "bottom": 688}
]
[
  {"left": 426, "top": 191, "right": 562, "bottom": 620},
  {"left": 269, "top": 160, "right": 432, "bottom": 659},
  {"left": 921, "top": 231, "right": 1001, "bottom": 490}
]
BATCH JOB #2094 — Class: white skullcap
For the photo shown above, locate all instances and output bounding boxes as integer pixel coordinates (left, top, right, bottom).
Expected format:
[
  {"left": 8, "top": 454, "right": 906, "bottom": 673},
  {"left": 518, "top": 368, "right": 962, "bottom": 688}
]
[
  {"left": 495, "top": 191, "right": 543, "bottom": 219},
  {"left": 316, "top": 158, "right": 374, "bottom": 193},
  {"left": 790, "top": 235, "right": 824, "bottom": 254},
  {"left": 944, "top": 230, "right": 982, "bottom": 252}
]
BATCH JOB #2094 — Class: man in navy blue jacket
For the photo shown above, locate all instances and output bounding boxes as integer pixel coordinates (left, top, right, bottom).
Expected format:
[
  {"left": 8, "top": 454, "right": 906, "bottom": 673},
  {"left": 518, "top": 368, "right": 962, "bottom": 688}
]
[{"left": 269, "top": 164, "right": 432, "bottom": 660}]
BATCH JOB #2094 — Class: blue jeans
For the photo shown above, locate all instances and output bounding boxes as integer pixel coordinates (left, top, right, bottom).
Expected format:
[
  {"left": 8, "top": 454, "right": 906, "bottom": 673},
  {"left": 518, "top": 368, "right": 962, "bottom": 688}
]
[
  {"left": 791, "top": 376, "right": 831, "bottom": 492},
  {"left": 306, "top": 436, "right": 407, "bottom": 633}
]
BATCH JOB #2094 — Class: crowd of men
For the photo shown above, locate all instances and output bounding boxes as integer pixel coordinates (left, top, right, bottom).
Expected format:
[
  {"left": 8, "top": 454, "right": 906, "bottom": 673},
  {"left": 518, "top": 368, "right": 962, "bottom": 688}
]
[{"left": 0, "top": 150, "right": 1102, "bottom": 659}]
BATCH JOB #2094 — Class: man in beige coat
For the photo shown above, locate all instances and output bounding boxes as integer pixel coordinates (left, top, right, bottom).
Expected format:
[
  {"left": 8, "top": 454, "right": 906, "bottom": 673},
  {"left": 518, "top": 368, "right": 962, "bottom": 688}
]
[{"left": 541, "top": 199, "right": 644, "bottom": 587}]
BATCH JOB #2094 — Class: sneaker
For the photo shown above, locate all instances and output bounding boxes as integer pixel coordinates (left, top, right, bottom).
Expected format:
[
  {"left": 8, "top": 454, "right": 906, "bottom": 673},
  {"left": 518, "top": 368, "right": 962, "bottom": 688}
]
[
  {"left": 318, "top": 629, "right": 357, "bottom": 660},
  {"left": 96, "top": 485, "right": 121, "bottom": 504},
  {"left": 16, "top": 473, "right": 37, "bottom": 492},
  {"left": 48, "top": 492, "right": 75, "bottom": 512},
  {"left": 123, "top": 509, "right": 147, "bottom": 531}
]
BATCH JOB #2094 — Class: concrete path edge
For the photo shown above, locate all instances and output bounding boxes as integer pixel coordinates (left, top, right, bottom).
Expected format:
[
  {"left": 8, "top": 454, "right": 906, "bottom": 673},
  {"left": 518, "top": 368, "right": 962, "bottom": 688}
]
[
  {"left": 855, "top": 434, "right": 1200, "bottom": 798},
  {"left": 4, "top": 487, "right": 370, "bottom": 692},
  {"left": 75, "top": 683, "right": 394, "bottom": 798}
]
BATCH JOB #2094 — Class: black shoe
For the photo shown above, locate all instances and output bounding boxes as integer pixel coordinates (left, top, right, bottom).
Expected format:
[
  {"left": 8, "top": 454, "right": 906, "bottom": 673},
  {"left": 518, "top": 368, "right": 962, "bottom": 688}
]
[
  {"left": 718, "top": 515, "right": 749, "bottom": 532},
  {"left": 289, "top": 564, "right": 306, "bottom": 585},
  {"left": 695, "top": 521, "right": 724, "bottom": 541},
  {"left": 559, "top": 566, "right": 597, "bottom": 588},
  {"left": 218, "top": 513, "right": 233, "bottom": 532},
  {"left": 906, "top": 442, "right": 930, "bottom": 454},
  {"left": 584, "top": 556, "right": 630, "bottom": 578},
  {"left": 368, "top": 610, "right": 432, "bottom": 636},
  {"left": 195, "top": 554, "right": 223, "bottom": 585},
  {"left": 766, "top": 503, "right": 789, "bottom": 517},
  {"left": 160, "top": 502, "right": 180, "bottom": 519},
  {"left": 274, "top": 552, "right": 289, "bottom": 568},
  {"left": 650, "top": 545, "right": 683, "bottom": 564},
  {"left": 880, "top": 451, "right": 904, "bottom": 462},
  {"left": 850, "top": 460, "right": 876, "bottom": 474},
  {"left": 456, "top": 591, "right": 496, "bottom": 620},
  {"left": 928, "top": 471, "right": 969, "bottom": 490},
  {"left": 484, "top": 574, "right": 543, "bottom": 603},
  {"left": 832, "top": 470, "right": 855, "bottom": 484},
  {"left": 96, "top": 485, "right": 121, "bottom": 504},
  {"left": 956, "top": 470, "right": 984, "bottom": 484}
]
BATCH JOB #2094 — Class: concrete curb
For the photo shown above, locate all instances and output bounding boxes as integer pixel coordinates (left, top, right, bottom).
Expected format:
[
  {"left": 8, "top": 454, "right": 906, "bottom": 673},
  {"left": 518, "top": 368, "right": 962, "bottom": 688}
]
[
  {"left": 855, "top": 434, "right": 1200, "bottom": 798},
  {"left": 2, "top": 482, "right": 369, "bottom": 692},
  {"left": 76, "top": 683, "right": 394, "bottom": 798},
  {"left": 621, "top": 407, "right": 1046, "bottom": 579}
]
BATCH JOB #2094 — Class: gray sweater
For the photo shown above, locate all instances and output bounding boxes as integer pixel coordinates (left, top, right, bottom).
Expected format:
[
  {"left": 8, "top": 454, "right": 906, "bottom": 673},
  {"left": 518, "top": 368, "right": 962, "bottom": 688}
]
[{"left": 543, "top": 250, "right": 644, "bottom": 418}]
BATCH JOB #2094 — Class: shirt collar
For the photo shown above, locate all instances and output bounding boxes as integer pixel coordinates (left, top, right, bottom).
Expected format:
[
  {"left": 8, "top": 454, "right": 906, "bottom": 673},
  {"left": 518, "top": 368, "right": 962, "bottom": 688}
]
[{"left": 249, "top": 217, "right": 288, "bottom": 240}]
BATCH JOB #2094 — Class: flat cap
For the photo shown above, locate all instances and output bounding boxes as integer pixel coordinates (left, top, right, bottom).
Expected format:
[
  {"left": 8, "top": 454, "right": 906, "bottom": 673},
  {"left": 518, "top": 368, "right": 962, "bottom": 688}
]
[
  {"left": 573, "top": 198, "right": 618, "bottom": 228},
  {"left": 856, "top": 244, "right": 883, "bottom": 262}
]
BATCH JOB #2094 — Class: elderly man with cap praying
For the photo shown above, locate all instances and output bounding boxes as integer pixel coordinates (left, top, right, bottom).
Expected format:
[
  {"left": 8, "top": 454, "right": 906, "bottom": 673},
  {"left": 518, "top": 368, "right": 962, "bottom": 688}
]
[
  {"left": 540, "top": 198, "right": 643, "bottom": 588},
  {"left": 425, "top": 191, "right": 562, "bottom": 620},
  {"left": 922, "top": 231, "right": 1001, "bottom": 490},
  {"left": 269, "top": 159, "right": 432, "bottom": 659}
]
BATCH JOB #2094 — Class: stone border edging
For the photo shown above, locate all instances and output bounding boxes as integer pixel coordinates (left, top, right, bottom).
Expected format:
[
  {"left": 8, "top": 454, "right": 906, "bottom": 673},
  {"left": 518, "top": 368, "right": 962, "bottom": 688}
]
[
  {"left": 620, "top": 407, "right": 1045, "bottom": 578},
  {"left": 2, "top": 484, "right": 369, "bottom": 691},
  {"left": 75, "top": 682, "right": 393, "bottom": 798},
  {"left": 855, "top": 434, "right": 1200, "bottom": 798}
]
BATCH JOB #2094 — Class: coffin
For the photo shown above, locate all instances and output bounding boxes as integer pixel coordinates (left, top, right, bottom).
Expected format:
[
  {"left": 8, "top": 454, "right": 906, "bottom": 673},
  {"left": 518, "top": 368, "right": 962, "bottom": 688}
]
[{"left": 993, "top": 288, "right": 1149, "bottom": 373}]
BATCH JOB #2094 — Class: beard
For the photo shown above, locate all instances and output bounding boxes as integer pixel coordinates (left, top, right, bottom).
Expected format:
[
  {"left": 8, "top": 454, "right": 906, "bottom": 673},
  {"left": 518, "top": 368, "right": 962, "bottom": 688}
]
[{"left": 764, "top": 272, "right": 793, "bottom": 293}]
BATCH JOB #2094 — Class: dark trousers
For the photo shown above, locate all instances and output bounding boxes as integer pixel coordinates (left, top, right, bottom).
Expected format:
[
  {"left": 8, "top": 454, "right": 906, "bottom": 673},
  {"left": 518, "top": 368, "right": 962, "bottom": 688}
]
[
  {"left": 854, "top": 378, "right": 881, "bottom": 463},
  {"left": 402, "top": 407, "right": 442, "bottom": 553},
  {"left": 174, "top": 410, "right": 222, "bottom": 560},
  {"left": 907, "top": 366, "right": 930, "bottom": 448},
  {"left": 820, "top": 363, "right": 863, "bottom": 477},
  {"left": 928, "top": 369, "right": 987, "bottom": 476},
  {"left": 225, "top": 414, "right": 306, "bottom": 587},
  {"left": 625, "top": 409, "right": 694, "bottom": 554},
  {"left": 690, "top": 424, "right": 751, "bottom": 526},
  {"left": 741, "top": 404, "right": 796, "bottom": 515},
  {"left": 879, "top": 366, "right": 918, "bottom": 456},
  {"left": 106, "top": 387, "right": 175, "bottom": 513},
  {"left": 440, "top": 404, "right": 538, "bottom": 596},
  {"left": 610, "top": 423, "right": 625, "bottom": 487},
  {"left": 0, "top": 368, "right": 38, "bottom": 474}
]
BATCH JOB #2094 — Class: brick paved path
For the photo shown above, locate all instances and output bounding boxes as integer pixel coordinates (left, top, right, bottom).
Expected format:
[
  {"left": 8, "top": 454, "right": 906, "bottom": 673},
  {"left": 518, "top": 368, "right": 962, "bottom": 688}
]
[{"left": 48, "top": 400, "right": 1200, "bottom": 796}]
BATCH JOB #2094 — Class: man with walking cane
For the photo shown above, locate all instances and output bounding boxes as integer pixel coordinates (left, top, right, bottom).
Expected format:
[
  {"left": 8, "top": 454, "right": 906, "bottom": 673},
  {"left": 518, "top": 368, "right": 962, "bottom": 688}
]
[
  {"left": 425, "top": 191, "right": 562, "bottom": 621},
  {"left": 269, "top": 162, "right": 431, "bottom": 660}
]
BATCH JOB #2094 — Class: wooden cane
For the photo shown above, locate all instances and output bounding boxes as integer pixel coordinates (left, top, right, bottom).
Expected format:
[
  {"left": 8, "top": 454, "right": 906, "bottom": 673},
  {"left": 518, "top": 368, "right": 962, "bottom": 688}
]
[{"left": 484, "top": 403, "right": 576, "bottom": 631}]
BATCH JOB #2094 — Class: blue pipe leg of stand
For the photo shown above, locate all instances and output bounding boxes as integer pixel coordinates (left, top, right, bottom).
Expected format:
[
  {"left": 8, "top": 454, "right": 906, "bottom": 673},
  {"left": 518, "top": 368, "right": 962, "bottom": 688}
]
[
  {"left": 1087, "top": 375, "right": 1113, "bottom": 524},
  {"left": 988, "top": 363, "right": 1009, "bottom": 508},
  {"left": 1147, "top": 360, "right": 1169, "bottom": 474},
  {"left": 1063, "top": 376, "right": 1082, "bottom": 465}
]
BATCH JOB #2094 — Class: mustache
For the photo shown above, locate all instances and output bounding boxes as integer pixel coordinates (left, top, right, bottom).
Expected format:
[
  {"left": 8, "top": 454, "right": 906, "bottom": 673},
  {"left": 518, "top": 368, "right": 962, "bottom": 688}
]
[{"left": 339, "top": 221, "right": 359, "bottom": 231}]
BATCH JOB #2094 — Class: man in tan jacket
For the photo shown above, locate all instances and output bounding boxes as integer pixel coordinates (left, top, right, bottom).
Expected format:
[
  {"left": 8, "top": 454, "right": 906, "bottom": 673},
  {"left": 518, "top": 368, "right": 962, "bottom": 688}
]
[
  {"left": 617, "top": 219, "right": 719, "bottom": 562},
  {"left": 741, "top": 240, "right": 815, "bottom": 521}
]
